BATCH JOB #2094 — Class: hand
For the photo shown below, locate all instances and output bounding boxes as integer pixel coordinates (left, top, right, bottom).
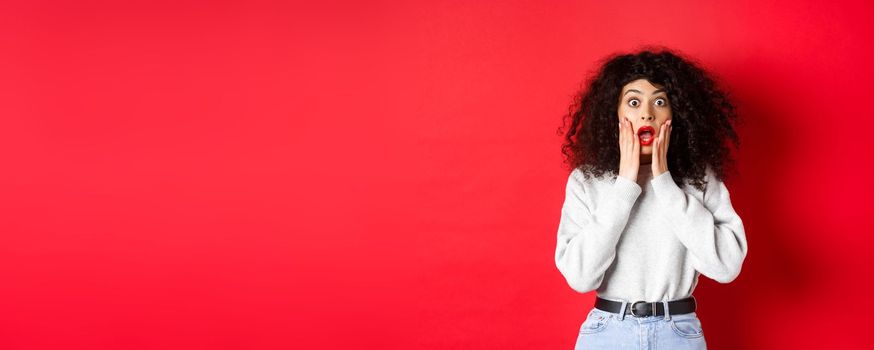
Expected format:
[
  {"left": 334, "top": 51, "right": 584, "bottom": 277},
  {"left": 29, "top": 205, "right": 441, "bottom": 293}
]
[
  {"left": 618, "top": 117, "right": 640, "bottom": 182},
  {"left": 652, "top": 119, "right": 672, "bottom": 177}
]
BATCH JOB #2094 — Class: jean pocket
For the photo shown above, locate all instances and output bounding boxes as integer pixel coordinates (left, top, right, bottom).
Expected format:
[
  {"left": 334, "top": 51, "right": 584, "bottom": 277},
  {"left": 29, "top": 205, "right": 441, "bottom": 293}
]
[
  {"left": 579, "top": 309, "right": 611, "bottom": 334},
  {"left": 669, "top": 313, "right": 704, "bottom": 339}
]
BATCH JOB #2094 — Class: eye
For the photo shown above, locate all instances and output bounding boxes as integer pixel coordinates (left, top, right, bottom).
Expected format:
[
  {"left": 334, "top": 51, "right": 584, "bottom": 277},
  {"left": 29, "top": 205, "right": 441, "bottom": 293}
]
[
  {"left": 628, "top": 99, "right": 640, "bottom": 107},
  {"left": 655, "top": 98, "right": 667, "bottom": 106}
]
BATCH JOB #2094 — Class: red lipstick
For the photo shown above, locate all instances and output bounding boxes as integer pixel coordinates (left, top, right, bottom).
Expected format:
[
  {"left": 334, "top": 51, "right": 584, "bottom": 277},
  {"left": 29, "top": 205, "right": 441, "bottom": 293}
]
[{"left": 637, "top": 126, "right": 655, "bottom": 146}]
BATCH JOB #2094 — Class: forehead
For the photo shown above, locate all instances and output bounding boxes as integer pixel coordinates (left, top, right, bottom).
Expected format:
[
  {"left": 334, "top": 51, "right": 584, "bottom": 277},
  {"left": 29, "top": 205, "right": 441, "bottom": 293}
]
[{"left": 622, "top": 79, "right": 665, "bottom": 92}]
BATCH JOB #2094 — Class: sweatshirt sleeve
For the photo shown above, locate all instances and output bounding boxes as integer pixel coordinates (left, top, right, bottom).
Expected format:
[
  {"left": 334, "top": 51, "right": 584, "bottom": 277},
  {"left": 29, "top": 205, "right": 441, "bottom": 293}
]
[
  {"left": 649, "top": 169, "right": 748, "bottom": 283},
  {"left": 555, "top": 170, "right": 642, "bottom": 293}
]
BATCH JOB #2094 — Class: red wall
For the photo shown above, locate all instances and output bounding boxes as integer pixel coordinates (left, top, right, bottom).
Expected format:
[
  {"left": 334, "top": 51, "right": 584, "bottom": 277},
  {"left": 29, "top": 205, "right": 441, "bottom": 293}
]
[{"left": 1, "top": 1, "right": 871, "bottom": 349}]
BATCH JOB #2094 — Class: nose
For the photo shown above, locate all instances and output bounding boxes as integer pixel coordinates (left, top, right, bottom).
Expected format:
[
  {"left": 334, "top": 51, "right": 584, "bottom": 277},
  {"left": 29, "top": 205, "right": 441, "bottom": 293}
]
[{"left": 640, "top": 115, "right": 654, "bottom": 121}]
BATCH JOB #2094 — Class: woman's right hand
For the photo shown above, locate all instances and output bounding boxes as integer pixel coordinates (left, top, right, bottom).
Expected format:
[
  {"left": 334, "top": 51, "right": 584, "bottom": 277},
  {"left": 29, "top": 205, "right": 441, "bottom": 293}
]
[{"left": 618, "top": 117, "right": 640, "bottom": 182}]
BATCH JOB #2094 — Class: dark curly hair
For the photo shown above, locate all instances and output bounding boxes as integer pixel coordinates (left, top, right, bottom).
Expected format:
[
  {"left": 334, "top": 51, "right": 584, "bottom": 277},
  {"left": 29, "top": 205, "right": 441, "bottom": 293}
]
[{"left": 557, "top": 46, "right": 742, "bottom": 192}]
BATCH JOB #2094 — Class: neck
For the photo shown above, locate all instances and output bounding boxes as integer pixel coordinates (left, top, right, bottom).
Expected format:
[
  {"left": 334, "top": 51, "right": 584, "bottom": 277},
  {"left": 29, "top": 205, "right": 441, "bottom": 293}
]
[{"left": 640, "top": 154, "right": 652, "bottom": 165}]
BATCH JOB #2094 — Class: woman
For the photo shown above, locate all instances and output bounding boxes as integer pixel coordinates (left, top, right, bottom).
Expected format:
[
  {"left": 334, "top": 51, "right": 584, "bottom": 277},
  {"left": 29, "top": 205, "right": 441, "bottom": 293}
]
[{"left": 554, "top": 47, "right": 748, "bottom": 349}]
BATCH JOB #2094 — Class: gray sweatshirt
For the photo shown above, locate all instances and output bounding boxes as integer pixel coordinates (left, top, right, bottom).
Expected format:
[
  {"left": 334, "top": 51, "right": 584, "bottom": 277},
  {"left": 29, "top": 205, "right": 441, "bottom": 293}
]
[{"left": 554, "top": 164, "right": 748, "bottom": 302}]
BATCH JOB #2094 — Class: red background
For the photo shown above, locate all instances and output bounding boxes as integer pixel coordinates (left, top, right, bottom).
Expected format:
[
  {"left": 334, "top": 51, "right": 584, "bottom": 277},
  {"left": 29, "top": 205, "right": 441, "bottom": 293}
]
[{"left": 1, "top": 1, "right": 872, "bottom": 349}]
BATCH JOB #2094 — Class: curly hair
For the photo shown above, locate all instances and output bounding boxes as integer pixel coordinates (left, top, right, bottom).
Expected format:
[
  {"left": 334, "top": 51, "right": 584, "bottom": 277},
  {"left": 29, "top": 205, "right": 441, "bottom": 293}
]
[{"left": 557, "top": 46, "right": 742, "bottom": 192}]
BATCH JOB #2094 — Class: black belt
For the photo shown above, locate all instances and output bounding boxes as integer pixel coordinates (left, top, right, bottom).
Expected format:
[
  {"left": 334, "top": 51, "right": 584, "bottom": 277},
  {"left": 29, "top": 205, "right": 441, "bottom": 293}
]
[{"left": 595, "top": 296, "right": 696, "bottom": 317}]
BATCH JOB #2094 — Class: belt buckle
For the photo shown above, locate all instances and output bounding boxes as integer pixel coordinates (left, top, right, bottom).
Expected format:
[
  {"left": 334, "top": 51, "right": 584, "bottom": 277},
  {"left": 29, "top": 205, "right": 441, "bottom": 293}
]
[{"left": 630, "top": 301, "right": 655, "bottom": 318}]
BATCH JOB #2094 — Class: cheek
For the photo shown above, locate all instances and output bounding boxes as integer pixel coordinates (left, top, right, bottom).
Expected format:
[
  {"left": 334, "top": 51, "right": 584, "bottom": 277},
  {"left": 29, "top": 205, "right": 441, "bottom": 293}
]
[{"left": 618, "top": 105, "right": 632, "bottom": 116}]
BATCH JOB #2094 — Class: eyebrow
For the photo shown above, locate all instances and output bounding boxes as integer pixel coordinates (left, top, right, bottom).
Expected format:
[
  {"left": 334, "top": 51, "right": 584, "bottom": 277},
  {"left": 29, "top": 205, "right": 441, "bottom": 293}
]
[{"left": 624, "top": 88, "right": 666, "bottom": 96}]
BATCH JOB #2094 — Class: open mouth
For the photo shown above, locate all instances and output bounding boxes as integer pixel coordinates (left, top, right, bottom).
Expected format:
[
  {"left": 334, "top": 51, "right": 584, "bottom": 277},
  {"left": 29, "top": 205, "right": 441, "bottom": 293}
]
[{"left": 637, "top": 126, "right": 655, "bottom": 146}]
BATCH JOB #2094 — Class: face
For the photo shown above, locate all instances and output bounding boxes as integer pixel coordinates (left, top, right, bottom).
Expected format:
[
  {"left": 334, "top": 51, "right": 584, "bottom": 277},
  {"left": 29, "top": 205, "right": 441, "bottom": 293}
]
[{"left": 617, "top": 79, "right": 673, "bottom": 156}]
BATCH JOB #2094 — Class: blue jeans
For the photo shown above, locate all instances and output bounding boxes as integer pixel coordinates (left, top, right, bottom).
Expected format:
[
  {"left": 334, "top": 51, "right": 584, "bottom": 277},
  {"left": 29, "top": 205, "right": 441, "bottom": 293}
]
[{"left": 574, "top": 302, "right": 707, "bottom": 349}]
